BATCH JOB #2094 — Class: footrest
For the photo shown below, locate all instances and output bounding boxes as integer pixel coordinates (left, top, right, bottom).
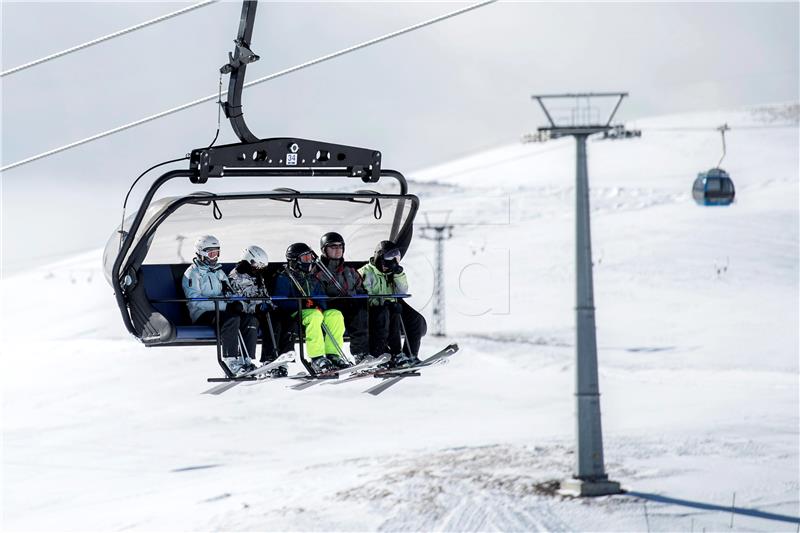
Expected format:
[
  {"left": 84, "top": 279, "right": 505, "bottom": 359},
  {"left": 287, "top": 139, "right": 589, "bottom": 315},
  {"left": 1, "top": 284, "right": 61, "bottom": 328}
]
[
  {"left": 374, "top": 371, "right": 421, "bottom": 378},
  {"left": 207, "top": 376, "right": 258, "bottom": 383}
]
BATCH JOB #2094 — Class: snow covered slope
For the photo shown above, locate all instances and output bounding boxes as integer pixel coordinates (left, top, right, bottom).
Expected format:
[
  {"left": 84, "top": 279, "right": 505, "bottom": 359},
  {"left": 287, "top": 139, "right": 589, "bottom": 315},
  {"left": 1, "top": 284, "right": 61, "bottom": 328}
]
[{"left": 2, "top": 103, "right": 798, "bottom": 531}]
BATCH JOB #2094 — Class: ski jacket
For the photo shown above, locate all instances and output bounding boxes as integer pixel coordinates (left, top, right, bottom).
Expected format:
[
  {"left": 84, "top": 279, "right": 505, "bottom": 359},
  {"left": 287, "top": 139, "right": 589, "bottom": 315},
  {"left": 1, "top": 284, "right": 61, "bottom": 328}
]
[
  {"left": 273, "top": 267, "right": 328, "bottom": 313},
  {"left": 314, "top": 258, "right": 366, "bottom": 297},
  {"left": 358, "top": 260, "right": 409, "bottom": 307},
  {"left": 182, "top": 258, "right": 231, "bottom": 322},
  {"left": 228, "top": 260, "right": 270, "bottom": 313}
]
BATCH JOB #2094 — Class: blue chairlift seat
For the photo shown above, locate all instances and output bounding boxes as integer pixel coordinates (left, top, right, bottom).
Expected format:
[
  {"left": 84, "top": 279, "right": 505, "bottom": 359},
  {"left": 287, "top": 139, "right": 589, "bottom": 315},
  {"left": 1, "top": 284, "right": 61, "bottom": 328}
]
[
  {"left": 138, "top": 262, "right": 366, "bottom": 346},
  {"left": 141, "top": 263, "right": 218, "bottom": 342}
]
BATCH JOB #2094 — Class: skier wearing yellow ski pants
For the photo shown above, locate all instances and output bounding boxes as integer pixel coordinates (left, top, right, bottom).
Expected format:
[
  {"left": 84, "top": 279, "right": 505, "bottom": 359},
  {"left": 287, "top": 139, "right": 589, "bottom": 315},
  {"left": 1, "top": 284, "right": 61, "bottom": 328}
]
[{"left": 274, "top": 242, "right": 349, "bottom": 373}]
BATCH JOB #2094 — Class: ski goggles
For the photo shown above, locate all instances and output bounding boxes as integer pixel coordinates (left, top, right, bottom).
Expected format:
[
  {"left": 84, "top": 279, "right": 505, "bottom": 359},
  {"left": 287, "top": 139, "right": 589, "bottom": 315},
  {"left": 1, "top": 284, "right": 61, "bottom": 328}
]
[
  {"left": 204, "top": 248, "right": 220, "bottom": 259},
  {"left": 298, "top": 251, "right": 316, "bottom": 264},
  {"left": 382, "top": 248, "right": 401, "bottom": 262}
]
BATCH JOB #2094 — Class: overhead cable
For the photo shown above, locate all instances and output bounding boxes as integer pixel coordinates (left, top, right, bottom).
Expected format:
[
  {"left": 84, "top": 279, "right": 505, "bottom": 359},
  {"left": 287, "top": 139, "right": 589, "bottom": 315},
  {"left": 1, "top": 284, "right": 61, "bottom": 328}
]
[
  {"left": 1, "top": 1, "right": 218, "bottom": 78},
  {"left": 1, "top": 0, "right": 497, "bottom": 173},
  {"left": 639, "top": 124, "right": 798, "bottom": 132}
]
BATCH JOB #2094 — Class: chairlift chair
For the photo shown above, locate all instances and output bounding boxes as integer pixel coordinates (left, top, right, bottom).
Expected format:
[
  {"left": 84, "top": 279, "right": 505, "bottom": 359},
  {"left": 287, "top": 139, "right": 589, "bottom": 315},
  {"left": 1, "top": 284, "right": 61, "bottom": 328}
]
[{"left": 103, "top": 0, "right": 422, "bottom": 380}]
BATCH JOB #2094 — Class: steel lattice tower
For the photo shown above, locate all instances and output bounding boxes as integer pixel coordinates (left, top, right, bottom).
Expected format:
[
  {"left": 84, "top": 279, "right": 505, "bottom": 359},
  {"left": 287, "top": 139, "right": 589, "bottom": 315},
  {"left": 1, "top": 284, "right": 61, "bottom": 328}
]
[{"left": 420, "top": 215, "right": 454, "bottom": 337}]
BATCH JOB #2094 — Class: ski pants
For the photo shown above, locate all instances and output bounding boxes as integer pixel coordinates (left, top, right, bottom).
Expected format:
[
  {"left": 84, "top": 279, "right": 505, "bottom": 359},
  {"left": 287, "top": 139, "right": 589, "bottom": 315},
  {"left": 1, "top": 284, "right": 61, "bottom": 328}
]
[
  {"left": 196, "top": 303, "right": 258, "bottom": 359},
  {"left": 269, "top": 309, "right": 299, "bottom": 358},
  {"left": 254, "top": 309, "right": 290, "bottom": 362},
  {"left": 329, "top": 301, "right": 369, "bottom": 357},
  {"left": 298, "top": 308, "right": 345, "bottom": 359},
  {"left": 399, "top": 300, "right": 426, "bottom": 357},
  {"left": 368, "top": 300, "right": 426, "bottom": 357}
]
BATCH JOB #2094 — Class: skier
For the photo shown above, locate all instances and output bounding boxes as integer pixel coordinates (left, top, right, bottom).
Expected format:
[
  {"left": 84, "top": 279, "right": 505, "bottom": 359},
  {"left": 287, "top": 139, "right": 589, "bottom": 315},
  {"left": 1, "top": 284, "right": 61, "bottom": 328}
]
[
  {"left": 358, "top": 240, "right": 426, "bottom": 368},
  {"left": 228, "top": 245, "right": 291, "bottom": 378},
  {"left": 273, "top": 243, "right": 347, "bottom": 374},
  {"left": 182, "top": 235, "right": 257, "bottom": 376},
  {"left": 314, "top": 232, "right": 370, "bottom": 364}
]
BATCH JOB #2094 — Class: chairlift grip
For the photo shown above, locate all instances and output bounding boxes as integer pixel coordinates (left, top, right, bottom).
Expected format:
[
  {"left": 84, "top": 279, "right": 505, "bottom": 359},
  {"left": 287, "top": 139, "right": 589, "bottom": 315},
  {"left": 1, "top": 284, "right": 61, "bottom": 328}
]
[{"left": 222, "top": 0, "right": 260, "bottom": 143}]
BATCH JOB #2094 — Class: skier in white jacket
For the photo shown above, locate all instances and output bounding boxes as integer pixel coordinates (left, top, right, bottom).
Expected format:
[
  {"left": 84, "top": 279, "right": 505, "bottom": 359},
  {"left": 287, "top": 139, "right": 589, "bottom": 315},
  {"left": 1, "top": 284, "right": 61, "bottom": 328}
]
[
  {"left": 182, "top": 235, "right": 257, "bottom": 376},
  {"left": 228, "top": 245, "right": 292, "bottom": 377}
]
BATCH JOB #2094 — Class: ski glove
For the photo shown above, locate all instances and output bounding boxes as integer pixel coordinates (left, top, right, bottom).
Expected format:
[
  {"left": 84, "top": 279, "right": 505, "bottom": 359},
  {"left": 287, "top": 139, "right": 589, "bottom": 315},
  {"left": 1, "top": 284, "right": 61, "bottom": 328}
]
[{"left": 221, "top": 280, "right": 234, "bottom": 296}]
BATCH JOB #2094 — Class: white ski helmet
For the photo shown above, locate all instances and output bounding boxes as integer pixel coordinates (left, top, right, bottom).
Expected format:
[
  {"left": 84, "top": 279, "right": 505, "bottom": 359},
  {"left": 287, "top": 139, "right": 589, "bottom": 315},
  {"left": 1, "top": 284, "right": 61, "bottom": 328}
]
[
  {"left": 242, "top": 245, "right": 269, "bottom": 269},
  {"left": 194, "top": 234, "right": 220, "bottom": 264}
]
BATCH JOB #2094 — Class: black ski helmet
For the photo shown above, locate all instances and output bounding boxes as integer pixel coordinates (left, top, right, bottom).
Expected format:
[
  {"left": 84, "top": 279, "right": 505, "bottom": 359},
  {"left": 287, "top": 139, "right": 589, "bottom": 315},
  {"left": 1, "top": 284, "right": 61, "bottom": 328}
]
[
  {"left": 320, "top": 232, "right": 345, "bottom": 255},
  {"left": 373, "top": 240, "right": 402, "bottom": 271},
  {"left": 373, "top": 240, "right": 399, "bottom": 260},
  {"left": 286, "top": 242, "right": 314, "bottom": 263}
]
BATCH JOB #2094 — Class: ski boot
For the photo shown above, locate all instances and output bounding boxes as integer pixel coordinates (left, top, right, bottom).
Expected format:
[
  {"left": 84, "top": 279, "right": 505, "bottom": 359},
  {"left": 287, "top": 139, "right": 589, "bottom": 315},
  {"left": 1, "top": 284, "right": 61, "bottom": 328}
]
[
  {"left": 327, "top": 353, "right": 351, "bottom": 369},
  {"left": 240, "top": 356, "right": 257, "bottom": 374},
  {"left": 376, "top": 353, "right": 395, "bottom": 370},
  {"left": 269, "top": 365, "right": 288, "bottom": 378},
  {"left": 222, "top": 357, "right": 256, "bottom": 376},
  {"left": 392, "top": 352, "right": 413, "bottom": 369},
  {"left": 406, "top": 354, "right": 422, "bottom": 367},
  {"left": 309, "top": 355, "right": 334, "bottom": 374},
  {"left": 224, "top": 356, "right": 245, "bottom": 376},
  {"left": 351, "top": 353, "right": 369, "bottom": 365}
]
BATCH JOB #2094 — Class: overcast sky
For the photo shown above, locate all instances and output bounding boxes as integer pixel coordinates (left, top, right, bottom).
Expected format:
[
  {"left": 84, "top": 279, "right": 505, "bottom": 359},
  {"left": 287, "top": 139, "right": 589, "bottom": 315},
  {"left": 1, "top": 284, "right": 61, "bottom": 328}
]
[{"left": 1, "top": 1, "right": 798, "bottom": 271}]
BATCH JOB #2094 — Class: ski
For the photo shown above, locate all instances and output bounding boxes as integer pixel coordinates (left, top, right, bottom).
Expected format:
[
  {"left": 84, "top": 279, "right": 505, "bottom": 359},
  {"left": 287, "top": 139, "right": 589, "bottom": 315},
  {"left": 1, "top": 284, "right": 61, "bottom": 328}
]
[
  {"left": 328, "top": 343, "right": 459, "bottom": 386},
  {"left": 289, "top": 354, "right": 390, "bottom": 391},
  {"left": 202, "top": 351, "right": 295, "bottom": 395},
  {"left": 362, "top": 343, "right": 459, "bottom": 396},
  {"left": 245, "top": 372, "right": 308, "bottom": 386}
]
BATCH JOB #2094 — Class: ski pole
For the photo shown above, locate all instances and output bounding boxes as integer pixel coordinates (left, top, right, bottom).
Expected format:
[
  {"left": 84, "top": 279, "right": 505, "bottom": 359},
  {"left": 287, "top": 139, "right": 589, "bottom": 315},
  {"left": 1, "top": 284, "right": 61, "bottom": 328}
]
[
  {"left": 314, "top": 257, "right": 347, "bottom": 296},
  {"left": 396, "top": 311, "right": 414, "bottom": 358},
  {"left": 237, "top": 330, "right": 251, "bottom": 360},
  {"left": 263, "top": 309, "right": 280, "bottom": 361}
]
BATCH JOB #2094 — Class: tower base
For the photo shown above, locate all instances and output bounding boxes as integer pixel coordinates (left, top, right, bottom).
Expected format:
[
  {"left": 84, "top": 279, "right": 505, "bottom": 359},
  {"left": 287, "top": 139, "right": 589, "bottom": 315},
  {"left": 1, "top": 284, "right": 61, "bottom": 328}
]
[{"left": 559, "top": 477, "right": 622, "bottom": 497}]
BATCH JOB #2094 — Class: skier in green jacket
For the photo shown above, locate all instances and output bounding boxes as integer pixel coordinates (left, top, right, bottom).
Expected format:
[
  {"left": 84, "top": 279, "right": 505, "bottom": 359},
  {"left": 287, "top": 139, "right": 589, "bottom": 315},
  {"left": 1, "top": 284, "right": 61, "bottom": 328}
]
[{"left": 358, "top": 240, "right": 426, "bottom": 367}]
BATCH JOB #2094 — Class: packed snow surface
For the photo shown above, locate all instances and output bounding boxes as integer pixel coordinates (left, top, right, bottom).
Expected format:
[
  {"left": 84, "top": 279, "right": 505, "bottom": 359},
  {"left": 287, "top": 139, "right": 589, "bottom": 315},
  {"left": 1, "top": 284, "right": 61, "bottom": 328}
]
[{"left": 2, "top": 104, "right": 799, "bottom": 531}]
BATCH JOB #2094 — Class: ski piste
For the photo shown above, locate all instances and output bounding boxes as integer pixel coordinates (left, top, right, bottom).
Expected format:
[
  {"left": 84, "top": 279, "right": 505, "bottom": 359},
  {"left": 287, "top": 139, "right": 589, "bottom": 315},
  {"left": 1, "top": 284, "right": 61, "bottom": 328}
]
[
  {"left": 289, "top": 354, "right": 390, "bottom": 391},
  {"left": 362, "top": 343, "right": 459, "bottom": 395},
  {"left": 327, "top": 343, "right": 459, "bottom": 388},
  {"left": 202, "top": 351, "right": 295, "bottom": 395}
]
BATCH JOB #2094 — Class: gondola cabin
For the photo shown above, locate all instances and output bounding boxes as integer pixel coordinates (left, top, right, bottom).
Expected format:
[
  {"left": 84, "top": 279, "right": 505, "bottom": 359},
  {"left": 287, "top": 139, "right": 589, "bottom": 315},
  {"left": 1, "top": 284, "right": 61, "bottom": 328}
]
[{"left": 692, "top": 167, "right": 735, "bottom": 206}]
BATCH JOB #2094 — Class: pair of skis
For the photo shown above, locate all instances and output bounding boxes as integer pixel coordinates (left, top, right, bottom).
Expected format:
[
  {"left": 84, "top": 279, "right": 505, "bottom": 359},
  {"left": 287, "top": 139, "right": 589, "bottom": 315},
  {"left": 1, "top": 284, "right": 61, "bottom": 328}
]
[
  {"left": 202, "top": 351, "right": 295, "bottom": 395},
  {"left": 287, "top": 353, "right": 391, "bottom": 390},
  {"left": 202, "top": 343, "right": 459, "bottom": 396},
  {"left": 202, "top": 351, "right": 387, "bottom": 395},
  {"left": 328, "top": 343, "right": 459, "bottom": 395}
]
